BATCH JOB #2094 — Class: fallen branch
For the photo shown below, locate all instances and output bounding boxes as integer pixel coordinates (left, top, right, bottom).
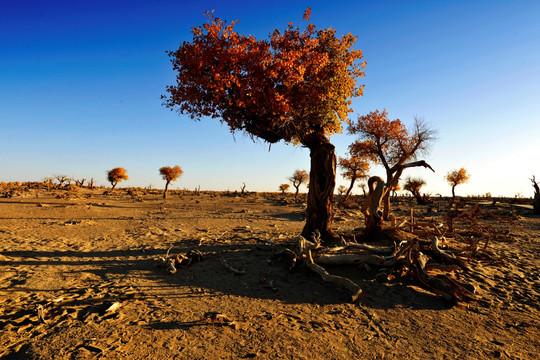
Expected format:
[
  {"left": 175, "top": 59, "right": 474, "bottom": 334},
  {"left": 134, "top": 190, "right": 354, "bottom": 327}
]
[
  {"left": 221, "top": 259, "right": 245, "bottom": 275},
  {"left": 431, "top": 237, "right": 469, "bottom": 270},
  {"left": 306, "top": 251, "right": 362, "bottom": 303}
]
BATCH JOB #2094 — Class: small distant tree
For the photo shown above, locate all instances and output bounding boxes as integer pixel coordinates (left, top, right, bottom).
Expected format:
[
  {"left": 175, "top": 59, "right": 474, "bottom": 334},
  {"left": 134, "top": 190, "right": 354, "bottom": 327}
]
[
  {"left": 289, "top": 170, "right": 309, "bottom": 202},
  {"left": 43, "top": 177, "right": 54, "bottom": 191},
  {"left": 159, "top": 165, "right": 183, "bottom": 199},
  {"left": 531, "top": 175, "right": 540, "bottom": 214},
  {"left": 337, "top": 147, "right": 370, "bottom": 208},
  {"left": 107, "top": 167, "right": 129, "bottom": 191},
  {"left": 74, "top": 178, "right": 86, "bottom": 187},
  {"left": 337, "top": 185, "right": 347, "bottom": 196},
  {"left": 348, "top": 110, "right": 436, "bottom": 225},
  {"left": 390, "top": 183, "right": 401, "bottom": 200},
  {"left": 446, "top": 168, "right": 470, "bottom": 199},
  {"left": 54, "top": 175, "right": 70, "bottom": 188},
  {"left": 403, "top": 177, "right": 427, "bottom": 205},
  {"left": 279, "top": 183, "right": 290, "bottom": 194},
  {"left": 358, "top": 182, "right": 367, "bottom": 197}
]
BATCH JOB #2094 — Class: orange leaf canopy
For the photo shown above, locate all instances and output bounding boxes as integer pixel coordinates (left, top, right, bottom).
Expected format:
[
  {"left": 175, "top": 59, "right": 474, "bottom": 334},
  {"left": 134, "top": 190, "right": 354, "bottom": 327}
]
[{"left": 164, "top": 10, "right": 365, "bottom": 145}]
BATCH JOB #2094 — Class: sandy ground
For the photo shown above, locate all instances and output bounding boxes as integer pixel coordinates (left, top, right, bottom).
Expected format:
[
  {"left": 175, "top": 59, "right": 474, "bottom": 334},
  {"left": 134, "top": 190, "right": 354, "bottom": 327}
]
[{"left": 0, "top": 189, "right": 538, "bottom": 359}]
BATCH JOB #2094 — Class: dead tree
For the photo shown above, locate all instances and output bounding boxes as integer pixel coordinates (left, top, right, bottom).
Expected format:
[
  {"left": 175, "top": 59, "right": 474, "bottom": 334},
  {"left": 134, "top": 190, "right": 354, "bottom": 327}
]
[
  {"left": 54, "top": 175, "right": 70, "bottom": 188},
  {"left": 74, "top": 178, "right": 86, "bottom": 187},
  {"left": 532, "top": 176, "right": 540, "bottom": 215}
]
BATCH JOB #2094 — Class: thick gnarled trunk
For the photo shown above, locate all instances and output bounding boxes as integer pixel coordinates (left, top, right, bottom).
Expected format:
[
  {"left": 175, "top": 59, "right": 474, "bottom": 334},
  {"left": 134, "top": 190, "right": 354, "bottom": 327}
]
[
  {"left": 301, "top": 134, "right": 336, "bottom": 242},
  {"left": 362, "top": 176, "right": 386, "bottom": 235},
  {"left": 532, "top": 176, "right": 540, "bottom": 215}
]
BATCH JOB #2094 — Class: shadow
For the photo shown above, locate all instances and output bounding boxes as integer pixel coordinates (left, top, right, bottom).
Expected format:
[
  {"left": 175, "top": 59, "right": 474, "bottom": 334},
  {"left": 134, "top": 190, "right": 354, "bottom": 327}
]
[
  {"left": 0, "top": 199, "right": 158, "bottom": 210},
  {"left": 146, "top": 320, "right": 232, "bottom": 330},
  {"left": 268, "top": 211, "right": 305, "bottom": 222},
  {"left": 0, "top": 241, "right": 454, "bottom": 310},
  {"left": 2, "top": 344, "right": 32, "bottom": 360},
  {"left": 0, "top": 217, "right": 140, "bottom": 221}
]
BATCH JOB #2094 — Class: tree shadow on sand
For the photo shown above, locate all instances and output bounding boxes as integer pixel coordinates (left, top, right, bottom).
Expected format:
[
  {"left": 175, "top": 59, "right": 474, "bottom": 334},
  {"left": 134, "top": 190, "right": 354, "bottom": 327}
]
[{"left": 1, "top": 241, "right": 452, "bottom": 311}]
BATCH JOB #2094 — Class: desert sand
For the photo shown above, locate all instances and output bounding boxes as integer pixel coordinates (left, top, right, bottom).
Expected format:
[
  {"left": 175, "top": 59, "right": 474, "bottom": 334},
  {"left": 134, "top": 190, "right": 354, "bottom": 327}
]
[{"left": 1, "top": 188, "right": 538, "bottom": 359}]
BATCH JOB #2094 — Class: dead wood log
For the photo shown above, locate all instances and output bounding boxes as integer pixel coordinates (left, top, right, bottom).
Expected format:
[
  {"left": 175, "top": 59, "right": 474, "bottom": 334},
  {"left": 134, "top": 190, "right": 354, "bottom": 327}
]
[
  {"left": 221, "top": 259, "right": 246, "bottom": 275},
  {"left": 316, "top": 253, "right": 395, "bottom": 267},
  {"left": 327, "top": 242, "right": 394, "bottom": 255},
  {"left": 306, "top": 251, "right": 362, "bottom": 302},
  {"left": 431, "top": 237, "right": 469, "bottom": 270},
  {"left": 413, "top": 252, "right": 477, "bottom": 302}
]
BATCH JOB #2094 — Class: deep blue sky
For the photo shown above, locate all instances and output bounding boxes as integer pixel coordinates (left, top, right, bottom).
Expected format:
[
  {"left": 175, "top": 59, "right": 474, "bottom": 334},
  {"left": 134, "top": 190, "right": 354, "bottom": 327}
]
[{"left": 1, "top": 0, "right": 539, "bottom": 196}]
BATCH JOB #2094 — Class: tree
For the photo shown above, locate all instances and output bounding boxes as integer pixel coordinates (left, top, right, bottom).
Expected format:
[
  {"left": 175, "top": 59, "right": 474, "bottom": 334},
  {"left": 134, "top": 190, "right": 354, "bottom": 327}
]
[
  {"left": 163, "top": 9, "right": 366, "bottom": 241},
  {"left": 531, "top": 176, "right": 540, "bottom": 215},
  {"left": 289, "top": 170, "right": 309, "bottom": 202},
  {"left": 358, "top": 182, "right": 367, "bottom": 197},
  {"left": 159, "top": 165, "right": 183, "bottom": 199},
  {"left": 337, "top": 185, "right": 347, "bottom": 195},
  {"left": 43, "top": 177, "right": 54, "bottom": 191},
  {"left": 403, "top": 177, "right": 427, "bottom": 205},
  {"left": 279, "top": 183, "right": 290, "bottom": 194},
  {"left": 107, "top": 167, "right": 129, "bottom": 190},
  {"left": 337, "top": 147, "right": 370, "bottom": 208},
  {"left": 446, "top": 168, "right": 470, "bottom": 199},
  {"left": 348, "top": 110, "right": 436, "bottom": 223},
  {"left": 54, "top": 174, "right": 70, "bottom": 188}
]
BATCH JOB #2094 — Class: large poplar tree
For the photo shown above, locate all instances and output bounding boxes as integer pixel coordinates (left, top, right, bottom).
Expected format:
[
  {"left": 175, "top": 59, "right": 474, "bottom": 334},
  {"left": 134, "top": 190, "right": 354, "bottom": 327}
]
[{"left": 163, "top": 9, "right": 366, "bottom": 241}]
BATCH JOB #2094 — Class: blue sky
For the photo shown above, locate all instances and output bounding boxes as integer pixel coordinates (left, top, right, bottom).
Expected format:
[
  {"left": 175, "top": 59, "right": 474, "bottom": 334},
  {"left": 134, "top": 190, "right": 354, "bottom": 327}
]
[{"left": 1, "top": 0, "right": 539, "bottom": 197}]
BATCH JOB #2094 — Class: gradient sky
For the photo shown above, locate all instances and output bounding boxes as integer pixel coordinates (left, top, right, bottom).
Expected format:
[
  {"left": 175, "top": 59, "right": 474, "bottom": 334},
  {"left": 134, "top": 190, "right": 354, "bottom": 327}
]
[{"left": 1, "top": 0, "right": 539, "bottom": 197}]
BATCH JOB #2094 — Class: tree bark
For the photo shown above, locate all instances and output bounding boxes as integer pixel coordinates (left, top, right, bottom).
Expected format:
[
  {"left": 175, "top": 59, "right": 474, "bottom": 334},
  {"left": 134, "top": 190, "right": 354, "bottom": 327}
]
[
  {"left": 338, "top": 177, "right": 356, "bottom": 208},
  {"left": 164, "top": 180, "right": 171, "bottom": 199},
  {"left": 362, "top": 176, "right": 385, "bottom": 235},
  {"left": 412, "top": 190, "right": 426, "bottom": 205},
  {"left": 301, "top": 133, "right": 337, "bottom": 242},
  {"left": 532, "top": 177, "right": 540, "bottom": 215},
  {"left": 383, "top": 160, "right": 434, "bottom": 220},
  {"left": 451, "top": 185, "right": 456, "bottom": 199},
  {"left": 294, "top": 185, "right": 300, "bottom": 202}
]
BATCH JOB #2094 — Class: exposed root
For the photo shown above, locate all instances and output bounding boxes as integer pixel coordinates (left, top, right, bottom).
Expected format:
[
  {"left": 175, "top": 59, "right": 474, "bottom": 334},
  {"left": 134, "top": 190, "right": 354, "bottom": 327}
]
[
  {"left": 221, "top": 259, "right": 246, "bottom": 275},
  {"left": 156, "top": 248, "right": 204, "bottom": 274},
  {"left": 306, "top": 251, "right": 362, "bottom": 303}
]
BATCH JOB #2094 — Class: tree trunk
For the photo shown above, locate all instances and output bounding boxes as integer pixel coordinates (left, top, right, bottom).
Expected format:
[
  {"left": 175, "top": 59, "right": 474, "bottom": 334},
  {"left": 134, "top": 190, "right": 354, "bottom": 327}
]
[
  {"left": 534, "top": 193, "right": 540, "bottom": 215},
  {"left": 163, "top": 181, "right": 170, "bottom": 199},
  {"left": 362, "top": 176, "right": 385, "bottom": 235},
  {"left": 338, "top": 177, "right": 356, "bottom": 208},
  {"left": 383, "top": 160, "right": 434, "bottom": 220},
  {"left": 301, "top": 133, "right": 337, "bottom": 242},
  {"left": 294, "top": 186, "right": 300, "bottom": 202},
  {"left": 413, "top": 190, "right": 426, "bottom": 205},
  {"left": 451, "top": 185, "right": 456, "bottom": 199},
  {"left": 381, "top": 186, "right": 392, "bottom": 220},
  {"left": 111, "top": 182, "right": 117, "bottom": 191},
  {"left": 531, "top": 177, "right": 539, "bottom": 214}
]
